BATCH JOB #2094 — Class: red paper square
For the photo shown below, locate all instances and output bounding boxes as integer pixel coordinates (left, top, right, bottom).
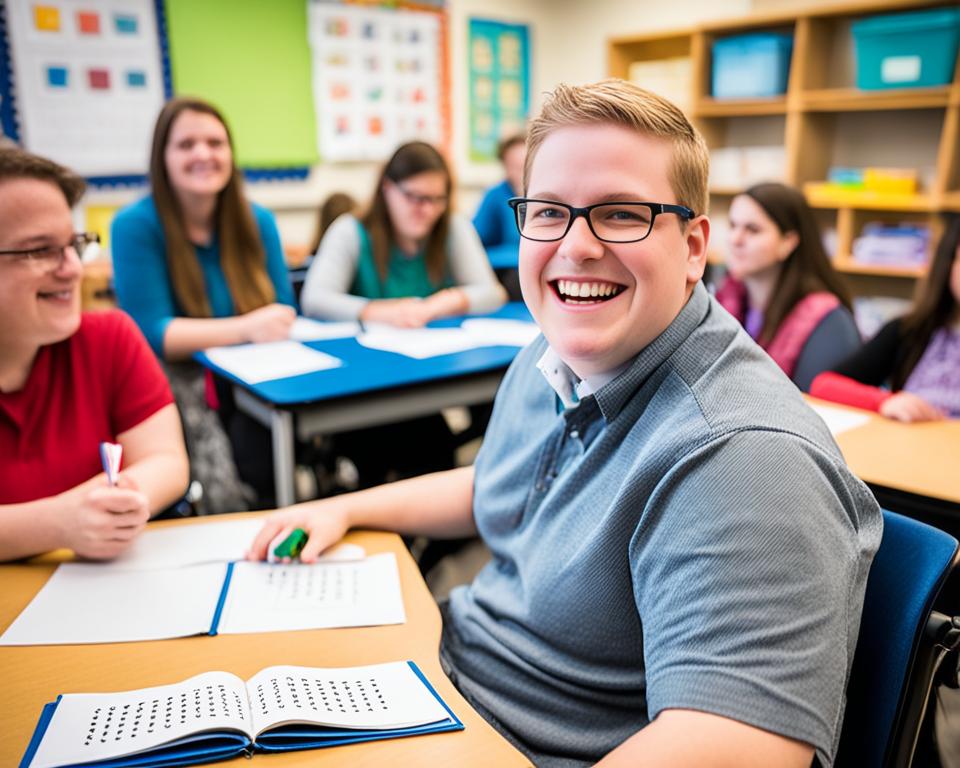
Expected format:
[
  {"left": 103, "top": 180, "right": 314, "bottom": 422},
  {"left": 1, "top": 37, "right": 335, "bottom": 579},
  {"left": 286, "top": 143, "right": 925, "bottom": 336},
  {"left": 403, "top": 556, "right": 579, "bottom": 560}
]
[
  {"left": 77, "top": 11, "right": 100, "bottom": 34},
  {"left": 88, "top": 69, "right": 110, "bottom": 89}
]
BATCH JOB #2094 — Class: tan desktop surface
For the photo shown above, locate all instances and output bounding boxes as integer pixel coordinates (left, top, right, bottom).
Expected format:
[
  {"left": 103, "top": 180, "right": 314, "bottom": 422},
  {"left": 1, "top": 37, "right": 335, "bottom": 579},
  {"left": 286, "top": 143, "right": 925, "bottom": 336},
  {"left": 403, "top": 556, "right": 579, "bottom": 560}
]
[
  {"left": 807, "top": 396, "right": 960, "bottom": 506},
  {"left": 0, "top": 513, "right": 529, "bottom": 767}
]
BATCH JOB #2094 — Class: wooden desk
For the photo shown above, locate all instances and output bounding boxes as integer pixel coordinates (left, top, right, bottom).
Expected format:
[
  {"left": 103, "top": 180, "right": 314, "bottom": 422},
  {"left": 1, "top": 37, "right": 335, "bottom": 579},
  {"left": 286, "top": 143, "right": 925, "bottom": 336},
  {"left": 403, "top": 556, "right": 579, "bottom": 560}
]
[
  {"left": 0, "top": 515, "right": 529, "bottom": 768},
  {"left": 807, "top": 397, "right": 960, "bottom": 506},
  {"left": 807, "top": 397, "right": 960, "bottom": 526}
]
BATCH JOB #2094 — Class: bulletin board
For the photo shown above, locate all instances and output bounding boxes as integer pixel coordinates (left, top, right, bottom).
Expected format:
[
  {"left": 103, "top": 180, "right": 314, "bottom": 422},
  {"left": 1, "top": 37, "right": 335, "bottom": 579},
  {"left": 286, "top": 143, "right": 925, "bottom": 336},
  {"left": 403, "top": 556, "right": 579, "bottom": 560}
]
[
  {"left": 307, "top": 0, "right": 447, "bottom": 162},
  {"left": 1, "top": 0, "right": 168, "bottom": 178},
  {"left": 164, "top": 0, "right": 319, "bottom": 169},
  {"left": 468, "top": 18, "right": 529, "bottom": 163}
]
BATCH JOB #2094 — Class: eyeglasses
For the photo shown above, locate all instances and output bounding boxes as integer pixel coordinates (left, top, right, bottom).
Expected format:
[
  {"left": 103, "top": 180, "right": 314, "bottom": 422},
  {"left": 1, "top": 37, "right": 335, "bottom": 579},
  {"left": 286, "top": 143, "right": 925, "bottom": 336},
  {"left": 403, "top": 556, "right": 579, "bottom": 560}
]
[
  {"left": 507, "top": 198, "right": 695, "bottom": 243},
  {"left": 0, "top": 232, "right": 100, "bottom": 271},
  {"left": 393, "top": 183, "right": 449, "bottom": 208}
]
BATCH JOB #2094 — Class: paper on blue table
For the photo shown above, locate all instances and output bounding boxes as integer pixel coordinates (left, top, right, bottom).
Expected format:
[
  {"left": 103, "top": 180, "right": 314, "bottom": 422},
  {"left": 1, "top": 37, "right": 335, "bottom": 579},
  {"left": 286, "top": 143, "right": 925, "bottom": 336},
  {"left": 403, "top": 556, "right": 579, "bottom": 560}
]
[
  {"left": 357, "top": 318, "right": 539, "bottom": 359},
  {"left": 289, "top": 317, "right": 361, "bottom": 341},
  {"left": 205, "top": 340, "right": 342, "bottom": 383}
]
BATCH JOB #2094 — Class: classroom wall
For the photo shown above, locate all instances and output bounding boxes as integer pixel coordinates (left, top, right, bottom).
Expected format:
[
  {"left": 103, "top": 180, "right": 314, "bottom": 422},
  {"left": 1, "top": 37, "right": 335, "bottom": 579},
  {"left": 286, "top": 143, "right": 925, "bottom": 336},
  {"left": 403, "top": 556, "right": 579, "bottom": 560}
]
[{"left": 81, "top": 0, "right": 755, "bottom": 254}]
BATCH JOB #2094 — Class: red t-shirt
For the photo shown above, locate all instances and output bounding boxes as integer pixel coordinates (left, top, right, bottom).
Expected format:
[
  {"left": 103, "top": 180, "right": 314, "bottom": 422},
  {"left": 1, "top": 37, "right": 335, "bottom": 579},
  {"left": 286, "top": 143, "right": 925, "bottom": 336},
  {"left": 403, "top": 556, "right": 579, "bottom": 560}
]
[{"left": 0, "top": 310, "right": 174, "bottom": 504}]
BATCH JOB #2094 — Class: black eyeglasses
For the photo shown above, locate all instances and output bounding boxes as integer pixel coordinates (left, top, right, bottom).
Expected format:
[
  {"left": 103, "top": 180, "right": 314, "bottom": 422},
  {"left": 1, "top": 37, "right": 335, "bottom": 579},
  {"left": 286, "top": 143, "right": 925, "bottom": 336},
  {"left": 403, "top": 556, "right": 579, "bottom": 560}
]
[
  {"left": 393, "top": 183, "right": 449, "bottom": 208},
  {"left": 507, "top": 198, "right": 695, "bottom": 243},
  {"left": 0, "top": 232, "right": 100, "bottom": 270}
]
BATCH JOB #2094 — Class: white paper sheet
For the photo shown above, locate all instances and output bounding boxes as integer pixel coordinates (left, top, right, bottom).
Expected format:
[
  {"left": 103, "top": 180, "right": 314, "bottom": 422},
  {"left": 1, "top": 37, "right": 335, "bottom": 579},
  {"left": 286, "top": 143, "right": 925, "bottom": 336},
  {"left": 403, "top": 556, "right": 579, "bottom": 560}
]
[
  {"left": 204, "top": 341, "right": 342, "bottom": 384},
  {"left": 460, "top": 318, "right": 540, "bottom": 347},
  {"left": 217, "top": 554, "right": 406, "bottom": 634},
  {"left": 357, "top": 327, "right": 482, "bottom": 358},
  {"left": 96, "top": 519, "right": 365, "bottom": 572},
  {"left": 809, "top": 403, "right": 871, "bottom": 436},
  {"left": 28, "top": 671, "right": 252, "bottom": 768},
  {"left": 247, "top": 661, "right": 448, "bottom": 735},
  {"left": 0, "top": 563, "right": 225, "bottom": 646},
  {"left": 289, "top": 317, "right": 361, "bottom": 341},
  {"left": 97, "top": 519, "right": 264, "bottom": 572}
]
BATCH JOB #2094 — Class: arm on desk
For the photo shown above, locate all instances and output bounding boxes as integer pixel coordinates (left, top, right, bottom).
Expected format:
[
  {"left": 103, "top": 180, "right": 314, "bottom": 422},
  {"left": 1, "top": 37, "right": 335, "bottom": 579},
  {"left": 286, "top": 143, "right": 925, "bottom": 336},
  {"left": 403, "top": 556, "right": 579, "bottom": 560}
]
[
  {"left": 248, "top": 466, "right": 477, "bottom": 563},
  {"left": 161, "top": 304, "right": 296, "bottom": 360},
  {"left": 0, "top": 405, "right": 189, "bottom": 562},
  {"left": 596, "top": 710, "right": 813, "bottom": 768}
]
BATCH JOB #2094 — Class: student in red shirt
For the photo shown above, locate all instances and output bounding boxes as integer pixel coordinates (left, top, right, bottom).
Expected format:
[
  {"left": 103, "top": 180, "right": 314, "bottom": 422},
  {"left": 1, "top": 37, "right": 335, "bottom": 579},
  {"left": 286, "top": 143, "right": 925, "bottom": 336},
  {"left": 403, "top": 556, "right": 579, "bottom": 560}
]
[{"left": 0, "top": 147, "right": 189, "bottom": 562}]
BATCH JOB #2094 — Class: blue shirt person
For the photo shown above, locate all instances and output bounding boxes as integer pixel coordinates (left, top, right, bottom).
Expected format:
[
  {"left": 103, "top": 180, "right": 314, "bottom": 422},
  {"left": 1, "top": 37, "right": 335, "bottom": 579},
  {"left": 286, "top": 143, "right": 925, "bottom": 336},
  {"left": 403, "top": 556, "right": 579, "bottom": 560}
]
[{"left": 248, "top": 80, "right": 881, "bottom": 768}]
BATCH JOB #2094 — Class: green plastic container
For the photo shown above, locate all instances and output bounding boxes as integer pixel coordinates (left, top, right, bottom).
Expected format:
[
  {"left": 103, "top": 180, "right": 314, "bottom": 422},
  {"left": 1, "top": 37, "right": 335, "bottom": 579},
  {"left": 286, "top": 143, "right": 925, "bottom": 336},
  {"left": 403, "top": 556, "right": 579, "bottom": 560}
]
[{"left": 852, "top": 8, "right": 960, "bottom": 90}]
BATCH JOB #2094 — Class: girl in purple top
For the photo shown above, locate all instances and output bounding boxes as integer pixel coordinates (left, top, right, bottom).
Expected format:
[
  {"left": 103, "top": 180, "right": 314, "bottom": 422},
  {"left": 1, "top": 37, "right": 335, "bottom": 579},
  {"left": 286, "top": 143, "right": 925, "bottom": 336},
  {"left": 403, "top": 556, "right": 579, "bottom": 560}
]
[{"left": 812, "top": 216, "right": 960, "bottom": 421}]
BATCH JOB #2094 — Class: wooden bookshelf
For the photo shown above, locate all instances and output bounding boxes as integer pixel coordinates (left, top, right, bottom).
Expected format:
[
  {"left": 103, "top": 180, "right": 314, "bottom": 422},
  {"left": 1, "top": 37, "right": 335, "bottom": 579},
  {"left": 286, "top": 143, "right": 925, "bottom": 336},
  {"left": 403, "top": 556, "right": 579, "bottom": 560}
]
[{"left": 609, "top": 0, "right": 960, "bottom": 287}]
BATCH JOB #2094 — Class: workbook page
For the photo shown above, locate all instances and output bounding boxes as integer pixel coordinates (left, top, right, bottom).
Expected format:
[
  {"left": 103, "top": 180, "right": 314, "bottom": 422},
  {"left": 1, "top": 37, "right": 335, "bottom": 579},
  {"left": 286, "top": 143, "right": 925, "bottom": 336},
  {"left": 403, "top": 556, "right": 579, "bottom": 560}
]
[
  {"left": 97, "top": 518, "right": 265, "bottom": 572},
  {"left": 217, "top": 554, "right": 406, "bottom": 634},
  {"left": 246, "top": 662, "right": 450, "bottom": 735},
  {"left": 27, "top": 672, "right": 252, "bottom": 768},
  {"left": 0, "top": 562, "right": 224, "bottom": 645}
]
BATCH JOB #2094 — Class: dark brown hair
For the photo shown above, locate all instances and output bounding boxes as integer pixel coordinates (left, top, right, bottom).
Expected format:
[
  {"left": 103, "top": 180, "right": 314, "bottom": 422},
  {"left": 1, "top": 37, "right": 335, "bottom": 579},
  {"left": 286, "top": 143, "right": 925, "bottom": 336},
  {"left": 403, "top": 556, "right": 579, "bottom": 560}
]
[
  {"left": 309, "top": 191, "right": 357, "bottom": 254},
  {"left": 0, "top": 146, "right": 85, "bottom": 205},
  {"left": 496, "top": 132, "right": 526, "bottom": 163},
  {"left": 741, "top": 183, "right": 852, "bottom": 345},
  {"left": 149, "top": 97, "right": 275, "bottom": 318},
  {"left": 361, "top": 142, "right": 451, "bottom": 285},
  {"left": 892, "top": 215, "right": 960, "bottom": 390}
]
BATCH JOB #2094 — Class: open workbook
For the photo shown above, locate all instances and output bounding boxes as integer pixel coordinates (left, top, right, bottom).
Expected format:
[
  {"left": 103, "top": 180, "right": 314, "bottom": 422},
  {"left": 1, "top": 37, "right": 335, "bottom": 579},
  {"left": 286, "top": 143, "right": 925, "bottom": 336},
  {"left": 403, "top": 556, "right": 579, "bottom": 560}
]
[{"left": 19, "top": 661, "right": 462, "bottom": 768}]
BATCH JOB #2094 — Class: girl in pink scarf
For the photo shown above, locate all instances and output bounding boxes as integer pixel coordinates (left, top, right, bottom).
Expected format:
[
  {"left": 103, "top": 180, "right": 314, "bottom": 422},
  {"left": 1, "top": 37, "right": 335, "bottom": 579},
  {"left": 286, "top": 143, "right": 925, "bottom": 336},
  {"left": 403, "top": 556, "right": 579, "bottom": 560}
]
[{"left": 717, "top": 183, "right": 859, "bottom": 390}]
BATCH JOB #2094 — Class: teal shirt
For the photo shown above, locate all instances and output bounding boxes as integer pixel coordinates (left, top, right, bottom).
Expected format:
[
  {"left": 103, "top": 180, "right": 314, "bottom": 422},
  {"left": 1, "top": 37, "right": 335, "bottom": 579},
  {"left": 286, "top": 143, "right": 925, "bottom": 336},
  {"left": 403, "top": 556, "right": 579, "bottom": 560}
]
[
  {"left": 112, "top": 195, "right": 295, "bottom": 356},
  {"left": 350, "top": 221, "right": 451, "bottom": 300}
]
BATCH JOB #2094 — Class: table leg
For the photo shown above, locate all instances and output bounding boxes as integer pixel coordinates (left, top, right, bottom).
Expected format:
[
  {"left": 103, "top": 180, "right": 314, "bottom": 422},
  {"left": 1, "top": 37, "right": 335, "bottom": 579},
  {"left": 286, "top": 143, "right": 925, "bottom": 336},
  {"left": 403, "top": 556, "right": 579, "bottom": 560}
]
[{"left": 271, "top": 409, "right": 296, "bottom": 508}]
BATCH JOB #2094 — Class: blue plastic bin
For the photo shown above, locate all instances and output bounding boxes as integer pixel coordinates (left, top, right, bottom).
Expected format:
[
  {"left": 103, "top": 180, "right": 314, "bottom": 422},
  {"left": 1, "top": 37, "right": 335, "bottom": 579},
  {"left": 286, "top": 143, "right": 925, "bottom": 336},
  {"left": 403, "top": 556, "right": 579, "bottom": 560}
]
[
  {"left": 852, "top": 8, "right": 960, "bottom": 90},
  {"left": 711, "top": 33, "right": 793, "bottom": 99}
]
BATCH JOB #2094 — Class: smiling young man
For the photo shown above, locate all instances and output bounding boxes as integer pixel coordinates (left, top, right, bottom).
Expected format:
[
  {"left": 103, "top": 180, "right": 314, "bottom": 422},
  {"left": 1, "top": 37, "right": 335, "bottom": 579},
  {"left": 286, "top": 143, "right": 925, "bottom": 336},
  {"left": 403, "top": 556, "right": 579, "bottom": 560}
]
[
  {"left": 0, "top": 147, "right": 189, "bottom": 561},
  {"left": 250, "top": 80, "right": 881, "bottom": 767}
]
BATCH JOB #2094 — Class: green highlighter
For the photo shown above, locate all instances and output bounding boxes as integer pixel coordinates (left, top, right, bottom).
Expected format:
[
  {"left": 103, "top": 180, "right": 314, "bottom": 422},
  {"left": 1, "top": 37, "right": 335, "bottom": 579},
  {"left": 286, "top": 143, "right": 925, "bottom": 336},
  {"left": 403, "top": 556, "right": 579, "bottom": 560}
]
[{"left": 273, "top": 528, "right": 309, "bottom": 560}]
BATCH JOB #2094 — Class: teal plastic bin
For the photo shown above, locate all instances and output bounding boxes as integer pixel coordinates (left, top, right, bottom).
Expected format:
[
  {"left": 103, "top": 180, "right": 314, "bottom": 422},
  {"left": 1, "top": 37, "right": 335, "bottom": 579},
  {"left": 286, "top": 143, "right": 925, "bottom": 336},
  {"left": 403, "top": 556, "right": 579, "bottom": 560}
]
[
  {"left": 711, "top": 33, "right": 793, "bottom": 98},
  {"left": 852, "top": 8, "right": 960, "bottom": 90}
]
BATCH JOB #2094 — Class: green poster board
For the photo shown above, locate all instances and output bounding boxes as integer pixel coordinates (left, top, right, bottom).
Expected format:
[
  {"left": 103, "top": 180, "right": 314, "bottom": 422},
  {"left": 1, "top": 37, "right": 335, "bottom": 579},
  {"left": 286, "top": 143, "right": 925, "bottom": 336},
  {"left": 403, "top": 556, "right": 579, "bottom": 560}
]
[
  {"left": 164, "top": 0, "right": 318, "bottom": 168},
  {"left": 468, "top": 18, "right": 530, "bottom": 163}
]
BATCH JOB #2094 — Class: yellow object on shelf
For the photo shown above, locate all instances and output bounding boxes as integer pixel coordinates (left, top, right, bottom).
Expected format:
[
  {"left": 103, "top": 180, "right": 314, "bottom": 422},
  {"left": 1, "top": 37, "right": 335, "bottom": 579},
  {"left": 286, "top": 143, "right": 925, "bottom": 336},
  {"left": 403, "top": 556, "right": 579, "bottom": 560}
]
[
  {"left": 803, "top": 182, "right": 932, "bottom": 212},
  {"left": 863, "top": 168, "right": 918, "bottom": 196}
]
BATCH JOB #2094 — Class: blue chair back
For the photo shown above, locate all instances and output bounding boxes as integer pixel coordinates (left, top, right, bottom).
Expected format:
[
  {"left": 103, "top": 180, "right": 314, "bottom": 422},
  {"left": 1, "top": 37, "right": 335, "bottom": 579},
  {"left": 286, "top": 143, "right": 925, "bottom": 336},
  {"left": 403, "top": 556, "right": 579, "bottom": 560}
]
[{"left": 837, "top": 510, "right": 959, "bottom": 766}]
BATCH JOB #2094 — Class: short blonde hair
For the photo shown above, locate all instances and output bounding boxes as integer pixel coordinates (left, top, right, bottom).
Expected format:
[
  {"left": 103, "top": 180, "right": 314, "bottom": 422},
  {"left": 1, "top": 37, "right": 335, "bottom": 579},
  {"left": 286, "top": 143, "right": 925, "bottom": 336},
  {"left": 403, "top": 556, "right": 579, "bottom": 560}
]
[{"left": 524, "top": 79, "right": 709, "bottom": 216}]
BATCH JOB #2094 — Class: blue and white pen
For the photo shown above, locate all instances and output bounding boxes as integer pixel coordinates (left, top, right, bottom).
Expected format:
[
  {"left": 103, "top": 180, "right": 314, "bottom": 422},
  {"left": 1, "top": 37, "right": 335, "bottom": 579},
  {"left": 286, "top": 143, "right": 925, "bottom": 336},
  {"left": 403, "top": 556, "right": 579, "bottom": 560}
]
[{"left": 99, "top": 441, "right": 123, "bottom": 486}]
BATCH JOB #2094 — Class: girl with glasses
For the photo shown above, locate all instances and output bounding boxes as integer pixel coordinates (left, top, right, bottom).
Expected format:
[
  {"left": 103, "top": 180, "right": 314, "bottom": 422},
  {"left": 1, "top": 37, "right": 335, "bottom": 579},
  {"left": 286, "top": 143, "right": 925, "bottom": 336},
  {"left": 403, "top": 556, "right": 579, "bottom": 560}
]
[
  {"left": 811, "top": 216, "right": 960, "bottom": 421},
  {"left": 717, "top": 182, "right": 861, "bottom": 391},
  {"left": 0, "top": 148, "right": 189, "bottom": 561},
  {"left": 300, "top": 141, "right": 505, "bottom": 490},
  {"left": 300, "top": 141, "right": 504, "bottom": 326},
  {"left": 111, "top": 97, "right": 297, "bottom": 510}
]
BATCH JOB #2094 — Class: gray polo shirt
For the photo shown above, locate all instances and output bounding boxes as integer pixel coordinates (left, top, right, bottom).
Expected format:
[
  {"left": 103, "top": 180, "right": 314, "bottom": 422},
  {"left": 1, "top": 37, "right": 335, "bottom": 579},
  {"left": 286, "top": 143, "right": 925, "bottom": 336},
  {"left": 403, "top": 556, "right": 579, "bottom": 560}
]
[{"left": 441, "top": 282, "right": 882, "bottom": 767}]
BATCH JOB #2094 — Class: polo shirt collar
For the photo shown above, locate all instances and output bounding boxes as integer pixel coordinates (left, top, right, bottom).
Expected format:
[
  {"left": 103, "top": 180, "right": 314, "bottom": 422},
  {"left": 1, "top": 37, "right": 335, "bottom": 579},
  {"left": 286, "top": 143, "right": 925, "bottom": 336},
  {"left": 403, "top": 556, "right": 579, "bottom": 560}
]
[{"left": 594, "top": 281, "right": 711, "bottom": 422}]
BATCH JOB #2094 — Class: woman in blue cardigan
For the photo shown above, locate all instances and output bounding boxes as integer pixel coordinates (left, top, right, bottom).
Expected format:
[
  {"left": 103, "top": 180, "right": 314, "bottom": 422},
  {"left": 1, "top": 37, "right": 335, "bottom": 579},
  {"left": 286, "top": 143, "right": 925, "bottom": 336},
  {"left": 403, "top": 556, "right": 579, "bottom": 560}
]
[{"left": 112, "top": 97, "right": 296, "bottom": 509}]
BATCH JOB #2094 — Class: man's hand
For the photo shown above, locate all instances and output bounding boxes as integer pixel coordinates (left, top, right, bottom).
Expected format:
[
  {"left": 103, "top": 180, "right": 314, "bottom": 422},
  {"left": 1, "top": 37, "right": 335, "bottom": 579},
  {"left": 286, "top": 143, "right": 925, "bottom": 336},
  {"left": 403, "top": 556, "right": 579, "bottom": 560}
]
[{"left": 247, "top": 501, "right": 350, "bottom": 563}]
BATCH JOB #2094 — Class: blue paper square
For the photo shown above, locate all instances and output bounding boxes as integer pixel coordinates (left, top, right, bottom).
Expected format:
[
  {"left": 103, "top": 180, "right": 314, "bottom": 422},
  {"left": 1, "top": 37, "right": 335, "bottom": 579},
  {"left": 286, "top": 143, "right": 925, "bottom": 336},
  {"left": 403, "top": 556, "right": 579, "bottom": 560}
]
[
  {"left": 126, "top": 70, "right": 146, "bottom": 87},
  {"left": 46, "top": 65, "right": 68, "bottom": 87},
  {"left": 114, "top": 13, "right": 138, "bottom": 34}
]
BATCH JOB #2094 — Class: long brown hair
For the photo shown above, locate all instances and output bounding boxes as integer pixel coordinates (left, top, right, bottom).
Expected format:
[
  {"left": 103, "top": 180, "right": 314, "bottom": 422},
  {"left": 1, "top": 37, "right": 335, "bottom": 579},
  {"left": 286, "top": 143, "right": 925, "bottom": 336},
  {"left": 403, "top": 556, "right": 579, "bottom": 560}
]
[
  {"left": 361, "top": 142, "right": 451, "bottom": 285},
  {"left": 892, "top": 215, "right": 960, "bottom": 390},
  {"left": 742, "top": 183, "right": 852, "bottom": 345},
  {"left": 148, "top": 97, "right": 275, "bottom": 317}
]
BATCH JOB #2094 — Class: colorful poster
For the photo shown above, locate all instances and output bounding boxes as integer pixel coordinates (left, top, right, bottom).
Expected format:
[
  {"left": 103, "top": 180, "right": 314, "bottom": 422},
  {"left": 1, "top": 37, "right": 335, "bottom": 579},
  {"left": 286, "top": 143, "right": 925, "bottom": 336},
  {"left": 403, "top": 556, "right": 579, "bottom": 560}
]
[
  {"left": 468, "top": 18, "right": 529, "bottom": 163},
  {"left": 3, "top": 0, "right": 166, "bottom": 176},
  {"left": 307, "top": 1, "right": 444, "bottom": 161}
]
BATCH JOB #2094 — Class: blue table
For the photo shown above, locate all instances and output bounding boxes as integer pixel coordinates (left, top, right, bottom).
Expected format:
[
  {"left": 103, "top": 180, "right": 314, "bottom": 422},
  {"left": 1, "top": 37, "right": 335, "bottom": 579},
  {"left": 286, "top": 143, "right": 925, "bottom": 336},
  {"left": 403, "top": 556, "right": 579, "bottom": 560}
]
[{"left": 197, "top": 303, "right": 534, "bottom": 506}]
